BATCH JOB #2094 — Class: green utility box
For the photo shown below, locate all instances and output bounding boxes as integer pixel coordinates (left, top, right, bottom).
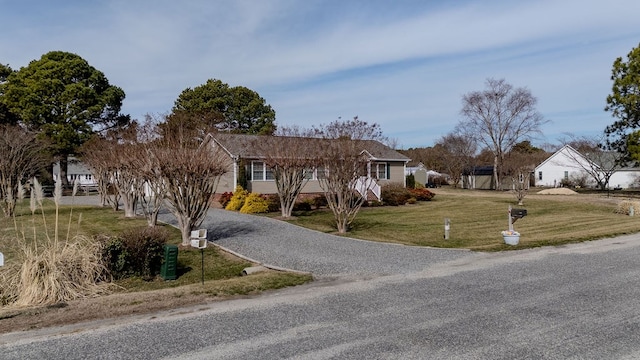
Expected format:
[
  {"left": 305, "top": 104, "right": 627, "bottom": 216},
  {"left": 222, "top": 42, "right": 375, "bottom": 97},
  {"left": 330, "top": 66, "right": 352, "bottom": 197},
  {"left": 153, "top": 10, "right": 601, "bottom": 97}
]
[{"left": 160, "top": 244, "right": 178, "bottom": 280}]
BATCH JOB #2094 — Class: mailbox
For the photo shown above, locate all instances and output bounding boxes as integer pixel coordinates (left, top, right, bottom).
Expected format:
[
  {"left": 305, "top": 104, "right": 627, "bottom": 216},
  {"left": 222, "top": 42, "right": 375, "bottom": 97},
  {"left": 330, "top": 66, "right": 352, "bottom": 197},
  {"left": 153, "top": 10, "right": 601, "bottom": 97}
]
[{"left": 511, "top": 208, "right": 527, "bottom": 219}]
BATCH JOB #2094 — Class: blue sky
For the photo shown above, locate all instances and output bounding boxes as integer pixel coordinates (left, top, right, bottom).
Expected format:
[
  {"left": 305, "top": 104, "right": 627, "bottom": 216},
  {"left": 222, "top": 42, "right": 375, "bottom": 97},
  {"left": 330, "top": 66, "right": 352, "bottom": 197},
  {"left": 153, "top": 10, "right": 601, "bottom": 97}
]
[{"left": 2, "top": 0, "right": 639, "bottom": 149}]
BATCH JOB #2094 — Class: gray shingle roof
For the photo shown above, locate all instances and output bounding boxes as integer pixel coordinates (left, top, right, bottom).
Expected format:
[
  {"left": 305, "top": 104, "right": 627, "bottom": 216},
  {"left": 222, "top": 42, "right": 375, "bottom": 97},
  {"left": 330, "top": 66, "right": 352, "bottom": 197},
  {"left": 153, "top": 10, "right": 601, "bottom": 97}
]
[{"left": 211, "top": 133, "right": 410, "bottom": 162}]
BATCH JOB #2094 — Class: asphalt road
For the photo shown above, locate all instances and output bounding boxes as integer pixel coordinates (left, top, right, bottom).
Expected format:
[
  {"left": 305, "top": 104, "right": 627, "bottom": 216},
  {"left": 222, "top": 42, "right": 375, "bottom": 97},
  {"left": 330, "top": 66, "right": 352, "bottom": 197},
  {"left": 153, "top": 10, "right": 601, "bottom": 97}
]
[{"left": 2, "top": 199, "right": 640, "bottom": 359}]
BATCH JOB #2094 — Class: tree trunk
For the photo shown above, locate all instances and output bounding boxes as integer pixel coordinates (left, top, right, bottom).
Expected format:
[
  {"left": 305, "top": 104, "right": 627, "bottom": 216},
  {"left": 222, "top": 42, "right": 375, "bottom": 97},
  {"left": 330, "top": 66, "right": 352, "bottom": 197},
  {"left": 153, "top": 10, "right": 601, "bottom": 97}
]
[
  {"left": 176, "top": 215, "right": 192, "bottom": 246},
  {"left": 122, "top": 196, "right": 137, "bottom": 217},
  {"left": 59, "top": 157, "right": 69, "bottom": 187},
  {"left": 147, "top": 210, "right": 159, "bottom": 227}
]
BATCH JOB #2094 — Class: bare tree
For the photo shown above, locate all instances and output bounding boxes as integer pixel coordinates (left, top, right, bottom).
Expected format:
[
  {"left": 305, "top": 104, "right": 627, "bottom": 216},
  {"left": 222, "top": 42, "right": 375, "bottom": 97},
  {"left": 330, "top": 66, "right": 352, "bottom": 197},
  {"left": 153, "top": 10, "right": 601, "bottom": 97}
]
[
  {"left": 436, "top": 131, "right": 477, "bottom": 188},
  {"left": 254, "top": 126, "right": 317, "bottom": 218},
  {"left": 0, "top": 125, "right": 50, "bottom": 217},
  {"left": 562, "top": 134, "right": 625, "bottom": 191},
  {"left": 150, "top": 118, "right": 231, "bottom": 245},
  {"left": 129, "top": 120, "right": 167, "bottom": 226},
  {"left": 316, "top": 138, "right": 371, "bottom": 233},
  {"left": 399, "top": 146, "right": 446, "bottom": 172},
  {"left": 108, "top": 131, "right": 143, "bottom": 218},
  {"left": 312, "top": 116, "right": 389, "bottom": 143},
  {"left": 313, "top": 118, "right": 383, "bottom": 233},
  {"left": 80, "top": 136, "right": 119, "bottom": 209},
  {"left": 460, "top": 78, "right": 546, "bottom": 189}
]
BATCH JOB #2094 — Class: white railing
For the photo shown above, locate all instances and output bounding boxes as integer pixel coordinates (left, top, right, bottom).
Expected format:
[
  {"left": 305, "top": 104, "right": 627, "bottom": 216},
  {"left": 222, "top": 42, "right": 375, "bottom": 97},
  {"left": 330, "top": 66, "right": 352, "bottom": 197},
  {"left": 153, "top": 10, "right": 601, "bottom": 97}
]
[{"left": 355, "top": 176, "right": 381, "bottom": 201}]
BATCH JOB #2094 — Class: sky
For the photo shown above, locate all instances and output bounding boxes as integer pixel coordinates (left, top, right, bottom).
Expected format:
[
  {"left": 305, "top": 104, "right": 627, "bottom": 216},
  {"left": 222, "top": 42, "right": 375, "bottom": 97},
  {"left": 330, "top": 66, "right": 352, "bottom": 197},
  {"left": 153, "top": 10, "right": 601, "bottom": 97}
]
[{"left": 1, "top": 0, "right": 639, "bottom": 149}]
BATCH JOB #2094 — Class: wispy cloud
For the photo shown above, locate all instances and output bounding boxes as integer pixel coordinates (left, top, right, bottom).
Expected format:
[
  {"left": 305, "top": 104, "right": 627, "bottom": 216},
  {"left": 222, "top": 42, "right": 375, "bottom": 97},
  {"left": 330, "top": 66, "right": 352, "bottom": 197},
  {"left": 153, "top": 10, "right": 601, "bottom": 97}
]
[{"left": 1, "top": 0, "right": 639, "bottom": 147}]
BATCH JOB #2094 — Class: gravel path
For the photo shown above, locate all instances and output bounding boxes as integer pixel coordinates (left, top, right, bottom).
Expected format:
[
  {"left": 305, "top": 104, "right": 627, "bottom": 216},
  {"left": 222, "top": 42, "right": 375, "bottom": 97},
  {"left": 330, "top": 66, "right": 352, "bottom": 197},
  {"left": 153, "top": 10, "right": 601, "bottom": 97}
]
[{"left": 65, "top": 196, "right": 475, "bottom": 279}]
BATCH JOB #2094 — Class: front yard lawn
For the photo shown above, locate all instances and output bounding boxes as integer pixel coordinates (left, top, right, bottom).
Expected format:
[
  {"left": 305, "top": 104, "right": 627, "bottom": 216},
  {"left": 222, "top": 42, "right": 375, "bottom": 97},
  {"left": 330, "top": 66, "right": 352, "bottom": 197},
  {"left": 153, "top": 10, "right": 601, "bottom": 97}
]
[{"left": 286, "top": 188, "right": 640, "bottom": 251}]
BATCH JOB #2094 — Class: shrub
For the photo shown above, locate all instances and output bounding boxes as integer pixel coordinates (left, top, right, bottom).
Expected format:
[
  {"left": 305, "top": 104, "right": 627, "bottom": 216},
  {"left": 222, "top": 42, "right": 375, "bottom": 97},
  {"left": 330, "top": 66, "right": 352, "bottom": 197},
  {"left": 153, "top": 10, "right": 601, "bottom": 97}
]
[
  {"left": 217, "top": 192, "right": 233, "bottom": 208},
  {"left": 407, "top": 197, "right": 417, "bottom": 204},
  {"left": 381, "top": 183, "right": 412, "bottom": 206},
  {"left": 406, "top": 174, "right": 416, "bottom": 189},
  {"left": 311, "top": 194, "right": 328, "bottom": 209},
  {"left": 263, "top": 194, "right": 281, "bottom": 212},
  {"left": 293, "top": 200, "right": 312, "bottom": 211},
  {"left": 409, "top": 188, "right": 435, "bottom": 201},
  {"left": 103, "top": 226, "right": 169, "bottom": 279},
  {"left": 225, "top": 185, "right": 248, "bottom": 211},
  {"left": 240, "top": 193, "right": 270, "bottom": 214}
]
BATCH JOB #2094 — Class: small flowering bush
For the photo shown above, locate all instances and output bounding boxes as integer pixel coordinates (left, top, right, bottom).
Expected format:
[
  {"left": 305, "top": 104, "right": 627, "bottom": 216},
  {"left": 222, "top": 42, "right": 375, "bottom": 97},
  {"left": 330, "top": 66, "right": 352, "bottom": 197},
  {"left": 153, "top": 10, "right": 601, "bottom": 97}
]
[{"left": 408, "top": 188, "right": 435, "bottom": 201}]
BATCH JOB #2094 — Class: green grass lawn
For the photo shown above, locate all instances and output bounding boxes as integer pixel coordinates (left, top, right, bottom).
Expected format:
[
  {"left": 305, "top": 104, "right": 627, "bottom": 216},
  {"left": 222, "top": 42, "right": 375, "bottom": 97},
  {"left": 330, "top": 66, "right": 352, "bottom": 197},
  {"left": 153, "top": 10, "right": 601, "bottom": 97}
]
[{"left": 285, "top": 188, "right": 640, "bottom": 251}]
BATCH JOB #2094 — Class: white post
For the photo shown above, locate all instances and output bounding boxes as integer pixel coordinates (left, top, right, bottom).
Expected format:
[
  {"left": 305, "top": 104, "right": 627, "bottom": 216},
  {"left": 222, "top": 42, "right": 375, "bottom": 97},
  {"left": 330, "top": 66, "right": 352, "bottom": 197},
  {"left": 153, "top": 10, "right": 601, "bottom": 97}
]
[
  {"left": 444, "top": 218, "right": 450, "bottom": 240},
  {"left": 508, "top": 206, "right": 513, "bottom": 232}
]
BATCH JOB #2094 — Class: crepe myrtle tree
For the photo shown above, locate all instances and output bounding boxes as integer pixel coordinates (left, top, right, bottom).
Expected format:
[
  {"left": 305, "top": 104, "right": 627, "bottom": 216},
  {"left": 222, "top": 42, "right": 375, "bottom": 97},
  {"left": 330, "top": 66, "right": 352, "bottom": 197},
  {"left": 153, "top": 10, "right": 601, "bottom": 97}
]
[
  {"left": 127, "top": 118, "right": 168, "bottom": 227},
  {"left": 149, "top": 115, "right": 231, "bottom": 245},
  {"left": 253, "top": 126, "right": 318, "bottom": 218},
  {"left": 0, "top": 124, "right": 50, "bottom": 217},
  {"left": 313, "top": 117, "right": 383, "bottom": 233},
  {"left": 80, "top": 136, "right": 119, "bottom": 209}
]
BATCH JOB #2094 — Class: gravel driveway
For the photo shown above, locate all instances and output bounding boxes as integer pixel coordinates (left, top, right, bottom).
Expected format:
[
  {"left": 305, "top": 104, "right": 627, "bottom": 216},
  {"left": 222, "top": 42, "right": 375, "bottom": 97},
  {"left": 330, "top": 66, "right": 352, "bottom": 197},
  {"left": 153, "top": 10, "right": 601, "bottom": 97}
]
[
  {"left": 165, "top": 208, "right": 474, "bottom": 279},
  {"left": 65, "top": 196, "right": 475, "bottom": 279}
]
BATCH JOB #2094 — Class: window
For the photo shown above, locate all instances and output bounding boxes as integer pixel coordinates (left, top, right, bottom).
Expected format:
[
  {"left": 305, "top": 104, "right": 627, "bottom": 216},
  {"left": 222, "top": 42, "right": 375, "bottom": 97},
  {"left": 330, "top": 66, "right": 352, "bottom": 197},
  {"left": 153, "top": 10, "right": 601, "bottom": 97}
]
[
  {"left": 373, "top": 162, "right": 388, "bottom": 180},
  {"left": 564, "top": 171, "right": 569, "bottom": 180},
  {"left": 265, "top": 166, "right": 275, "bottom": 180},
  {"left": 252, "top": 161, "right": 264, "bottom": 181},
  {"left": 304, "top": 168, "right": 314, "bottom": 180},
  {"left": 538, "top": 171, "right": 542, "bottom": 180},
  {"left": 251, "top": 161, "right": 275, "bottom": 181},
  {"left": 316, "top": 166, "right": 327, "bottom": 180}
]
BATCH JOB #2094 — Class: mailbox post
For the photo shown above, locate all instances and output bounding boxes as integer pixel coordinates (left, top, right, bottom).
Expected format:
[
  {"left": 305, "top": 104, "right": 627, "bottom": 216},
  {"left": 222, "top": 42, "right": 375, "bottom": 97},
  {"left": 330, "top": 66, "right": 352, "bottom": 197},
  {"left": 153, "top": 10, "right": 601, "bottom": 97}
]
[
  {"left": 508, "top": 206, "right": 527, "bottom": 232},
  {"left": 190, "top": 231, "right": 208, "bottom": 285},
  {"left": 504, "top": 206, "right": 527, "bottom": 245}
]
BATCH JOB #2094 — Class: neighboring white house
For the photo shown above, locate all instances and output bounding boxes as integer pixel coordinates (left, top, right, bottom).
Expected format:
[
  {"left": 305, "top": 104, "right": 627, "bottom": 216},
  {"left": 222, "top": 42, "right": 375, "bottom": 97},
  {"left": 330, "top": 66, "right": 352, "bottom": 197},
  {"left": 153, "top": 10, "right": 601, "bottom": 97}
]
[
  {"left": 535, "top": 145, "right": 640, "bottom": 189},
  {"left": 52, "top": 157, "right": 97, "bottom": 187}
]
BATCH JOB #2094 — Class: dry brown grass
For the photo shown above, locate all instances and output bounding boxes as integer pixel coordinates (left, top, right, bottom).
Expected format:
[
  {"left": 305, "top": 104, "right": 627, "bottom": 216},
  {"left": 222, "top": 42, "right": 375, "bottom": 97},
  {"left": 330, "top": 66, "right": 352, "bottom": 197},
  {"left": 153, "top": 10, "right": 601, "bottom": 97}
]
[{"left": 5, "top": 235, "right": 113, "bottom": 308}]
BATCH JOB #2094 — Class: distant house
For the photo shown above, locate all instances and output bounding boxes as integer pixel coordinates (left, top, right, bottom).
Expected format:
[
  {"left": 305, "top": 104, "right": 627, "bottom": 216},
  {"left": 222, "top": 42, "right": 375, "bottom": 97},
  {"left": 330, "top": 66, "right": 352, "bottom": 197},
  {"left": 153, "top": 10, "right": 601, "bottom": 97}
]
[
  {"left": 52, "top": 157, "right": 97, "bottom": 187},
  {"left": 462, "top": 165, "right": 531, "bottom": 190},
  {"left": 405, "top": 162, "right": 444, "bottom": 186},
  {"left": 462, "top": 166, "right": 495, "bottom": 190},
  {"left": 535, "top": 145, "right": 640, "bottom": 189},
  {"left": 210, "top": 133, "right": 410, "bottom": 200}
]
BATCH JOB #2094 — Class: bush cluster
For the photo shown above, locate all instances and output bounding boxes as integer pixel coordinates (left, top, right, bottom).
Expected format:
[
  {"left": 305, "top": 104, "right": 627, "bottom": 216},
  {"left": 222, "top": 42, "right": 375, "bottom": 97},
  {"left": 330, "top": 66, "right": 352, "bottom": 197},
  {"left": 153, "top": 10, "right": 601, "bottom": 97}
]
[
  {"left": 293, "top": 200, "right": 312, "bottom": 211},
  {"left": 381, "top": 183, "right": 412, "bottom": 206},
  {"left": 311, "top": 194, "right": 328, "bottom": 209},
  {"left": 240, "top": 193, "right": 270, "bottom": 214},
  {"left": 102, "top": 226, "right": 169, "bottom": 280},
  {"left": 263, "top": 194, "right": 281, "bottom": 212},
  {"left": 409, "top": 188, "right": 435, "bottom": 201}
]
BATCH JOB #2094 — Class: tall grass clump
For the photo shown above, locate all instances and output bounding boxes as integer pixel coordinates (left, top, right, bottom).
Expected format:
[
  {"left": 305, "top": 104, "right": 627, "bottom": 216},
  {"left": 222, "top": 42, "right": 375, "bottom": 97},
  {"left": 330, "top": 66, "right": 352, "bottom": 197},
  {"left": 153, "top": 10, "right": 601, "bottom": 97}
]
[{"left": 0, "top": 178, "right": 113, "bottom": 308}]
